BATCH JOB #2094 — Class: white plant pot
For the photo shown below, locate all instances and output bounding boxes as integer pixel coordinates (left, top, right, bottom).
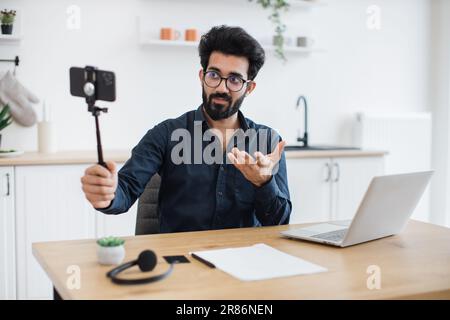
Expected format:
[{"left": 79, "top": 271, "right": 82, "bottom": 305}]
[{"left": 97, "top": 245, "right": 125, "bottom": 265}]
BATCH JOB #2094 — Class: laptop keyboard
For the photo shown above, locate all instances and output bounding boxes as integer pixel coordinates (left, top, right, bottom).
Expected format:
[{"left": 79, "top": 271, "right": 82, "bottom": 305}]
[{"left": 311, "top": 228, "right": 348, "bottom": 242}]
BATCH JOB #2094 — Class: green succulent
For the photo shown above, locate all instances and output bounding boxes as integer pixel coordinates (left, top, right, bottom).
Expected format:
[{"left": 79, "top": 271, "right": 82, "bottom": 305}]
[
  {"left": 248, "top": 0, "right": 290, "bottom": 61},
  {"left": 97, "top": 236, "right": 125, "bottom": 247},
  {"left": 0, "top": 10, "right": 16, "bottom": 25},
  {"left": 0, "top": 104, "right": 13, "bottom": 132}
]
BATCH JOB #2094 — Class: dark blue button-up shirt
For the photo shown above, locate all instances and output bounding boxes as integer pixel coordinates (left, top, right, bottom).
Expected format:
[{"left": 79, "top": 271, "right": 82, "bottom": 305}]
[{"left": 98, "top": 106, "right": 291, "bottom": 233}]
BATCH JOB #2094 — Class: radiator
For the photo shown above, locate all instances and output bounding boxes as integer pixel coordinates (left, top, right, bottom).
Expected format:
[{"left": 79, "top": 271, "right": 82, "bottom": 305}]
[{"left": 353, "top": 112, "right": 432, "bottom": 222}]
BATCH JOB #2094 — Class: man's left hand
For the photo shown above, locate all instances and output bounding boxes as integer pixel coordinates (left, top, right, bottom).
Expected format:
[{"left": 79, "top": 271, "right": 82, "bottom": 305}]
[{"left": 227, "top": 141, "right": 286, "bottom": 187}]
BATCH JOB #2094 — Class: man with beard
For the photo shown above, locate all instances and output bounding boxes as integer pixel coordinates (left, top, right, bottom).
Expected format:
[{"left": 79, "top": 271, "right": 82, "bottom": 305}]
[{"left": 81, "top": 25, "right": 291, "bottom": 233}]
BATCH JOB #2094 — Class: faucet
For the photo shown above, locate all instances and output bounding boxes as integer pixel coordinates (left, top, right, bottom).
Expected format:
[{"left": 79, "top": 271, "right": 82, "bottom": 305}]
[{"left": 296, "top": 95, "right": 308, "bottom": 147}]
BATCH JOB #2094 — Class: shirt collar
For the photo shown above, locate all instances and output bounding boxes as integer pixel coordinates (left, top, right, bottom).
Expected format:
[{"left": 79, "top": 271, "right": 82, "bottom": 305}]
[
  {"left": 195, "top": 104, "right": 250, "bottom": 131},
  {"left": 194, "top": 105, "right": 206, "bottom": 122}
]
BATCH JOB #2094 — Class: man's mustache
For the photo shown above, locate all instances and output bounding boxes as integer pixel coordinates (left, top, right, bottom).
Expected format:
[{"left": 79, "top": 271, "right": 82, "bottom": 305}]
[{"left": 209, "top": 93, "right": 232, "bottom": 103}]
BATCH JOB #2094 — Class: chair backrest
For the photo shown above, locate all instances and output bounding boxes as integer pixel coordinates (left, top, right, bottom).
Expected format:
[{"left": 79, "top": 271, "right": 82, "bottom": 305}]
[{"left": 135, "top": 174, "right": 161, "bottom": 235}]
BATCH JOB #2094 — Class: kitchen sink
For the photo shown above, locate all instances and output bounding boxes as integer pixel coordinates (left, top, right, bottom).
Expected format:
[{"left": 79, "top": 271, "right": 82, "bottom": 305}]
[
  {"left": 291, "top": 95, "right": 362, "bottom": 152},
  {"left": 284, "top": 145, "right": 361, "bottom": 151}
]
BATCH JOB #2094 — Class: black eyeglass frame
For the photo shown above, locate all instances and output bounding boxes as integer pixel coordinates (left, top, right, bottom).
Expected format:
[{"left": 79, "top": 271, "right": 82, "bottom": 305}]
[{"left": 202, "top": 70, "right": 252, "bottom": 92}]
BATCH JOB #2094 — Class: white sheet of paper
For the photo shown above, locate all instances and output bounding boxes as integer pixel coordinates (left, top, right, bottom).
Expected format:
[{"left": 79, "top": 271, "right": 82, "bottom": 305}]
[{"left": 190, "top": 243, "right": 327, "bottom": 281}]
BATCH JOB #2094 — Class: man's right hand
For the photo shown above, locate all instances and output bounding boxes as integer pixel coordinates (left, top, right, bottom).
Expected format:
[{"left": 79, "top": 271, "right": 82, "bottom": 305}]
[{"left": 81, "top": 161, "right": 118, "bottom": 209}]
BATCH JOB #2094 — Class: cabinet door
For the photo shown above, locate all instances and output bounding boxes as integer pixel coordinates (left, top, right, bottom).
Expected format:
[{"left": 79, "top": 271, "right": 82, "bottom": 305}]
[
  {"left": 286, "top": 158, "right": 332, "bottom": 224},
  {"left": 331, "top": 157, "right": 385, "bottom": 221},
  {"left": 0, "top": 167, "right": 16, "bottom": 300},
  {"left": 15, "top": 165, "right": 97, "bottom": 300}
]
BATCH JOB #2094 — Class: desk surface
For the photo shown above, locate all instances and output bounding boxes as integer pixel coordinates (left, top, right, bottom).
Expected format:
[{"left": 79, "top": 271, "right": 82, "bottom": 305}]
[{"left": 33, "top": 220, "right": 450, "bottom": 300}]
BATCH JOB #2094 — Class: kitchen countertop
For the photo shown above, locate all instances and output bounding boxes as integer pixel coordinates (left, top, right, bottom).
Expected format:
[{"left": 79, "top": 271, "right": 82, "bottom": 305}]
[
  {"left": 0, "top": 150, "right": 131, "bottom": 166},
  {"left": 284, "top": 149, "right": 388, "bottom": 159},
  {"left": 0, "top": 149, "right": 387, "bottom": 166}
]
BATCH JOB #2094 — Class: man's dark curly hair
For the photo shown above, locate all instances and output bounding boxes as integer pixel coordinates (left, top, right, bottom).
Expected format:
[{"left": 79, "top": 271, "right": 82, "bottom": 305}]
[{"left": 198, "top": 25, "right": 265, "bottom": 81}]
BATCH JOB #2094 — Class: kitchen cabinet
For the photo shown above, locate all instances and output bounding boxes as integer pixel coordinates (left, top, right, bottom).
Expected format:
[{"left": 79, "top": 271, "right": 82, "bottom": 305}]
[
  {"left": 331, "top": 157, "right": 385, "bottom": 220},
  {"left": 14, "top": 163, "right": 136, "bottom": 300},
  {"left": 15, "top": 164, "right": 97, "bottom": 299},
  {"left": 0, "top": 166, "right": 16, "bottom": 300},
  {"left": 95, "top": 205, "right": 137, "bottom": 238},
  {"left": 286, "top": 158, "right": 331, "bottom": 224},
  {"left": 287, "top": 156, "right": 385, "bottom": 224}
]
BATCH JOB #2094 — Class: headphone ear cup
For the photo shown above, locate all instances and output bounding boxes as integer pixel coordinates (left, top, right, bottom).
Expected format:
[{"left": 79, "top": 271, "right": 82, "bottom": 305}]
[{"left": 137, "top": 250, "right": 157, "bottom": 272}]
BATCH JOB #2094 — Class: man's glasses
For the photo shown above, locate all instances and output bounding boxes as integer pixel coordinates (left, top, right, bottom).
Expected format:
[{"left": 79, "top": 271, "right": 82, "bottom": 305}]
[{"left": 203, "top": 70, "right": 251, "bottom": 92}]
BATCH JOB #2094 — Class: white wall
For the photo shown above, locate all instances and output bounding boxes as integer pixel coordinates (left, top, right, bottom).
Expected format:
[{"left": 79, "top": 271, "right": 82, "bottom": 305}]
[
  {"left": 430, "top": 0, "right": 450, "bottom": 227},
  {"left": 0, "top": 0, "right": 431, "bottom": 152}
]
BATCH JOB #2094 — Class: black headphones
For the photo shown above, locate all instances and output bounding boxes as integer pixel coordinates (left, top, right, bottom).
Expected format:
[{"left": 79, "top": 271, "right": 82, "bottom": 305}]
[{"left": 106, "top": 250, "right": 174, "bottom": 285}]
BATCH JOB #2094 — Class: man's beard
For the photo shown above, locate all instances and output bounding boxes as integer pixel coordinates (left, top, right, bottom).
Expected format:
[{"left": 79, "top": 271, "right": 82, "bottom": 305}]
[{"left": 202, "top": 87, "right": 246, "bottom": 121}]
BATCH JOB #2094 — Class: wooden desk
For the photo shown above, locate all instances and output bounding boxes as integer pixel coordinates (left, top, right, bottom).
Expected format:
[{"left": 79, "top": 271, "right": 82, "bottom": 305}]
[{"left": 32, "top": 220, "right": 450, "bottom": 300}]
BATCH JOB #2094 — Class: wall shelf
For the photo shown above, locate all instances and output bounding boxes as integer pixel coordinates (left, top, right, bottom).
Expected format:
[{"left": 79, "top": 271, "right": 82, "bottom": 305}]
[
  {"left": 140, "top": 39, "right": 198, "bottom": 47},
  {"left": 286, "top": 0, "right": 327, "bottom": 8},
  {"left": 264, "top": 44, "right": 325, "bottom": 54},
  {"left": 0, "top": 34, "right": 22, "bottom": 43},
  {"left": 143, "top": 0, "right": 327, "bottom": 9},
  {"left": 137, "top": 1, "right": 327, "bottom": 57},
  {"left": 139, "top": 39, "right": 325, "bottom": 55}
]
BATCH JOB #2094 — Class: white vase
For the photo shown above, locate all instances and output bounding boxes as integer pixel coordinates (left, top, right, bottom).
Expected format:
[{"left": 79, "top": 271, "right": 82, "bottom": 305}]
[{"left": 97, "top": 245, "right": 125, "bottom": 265}]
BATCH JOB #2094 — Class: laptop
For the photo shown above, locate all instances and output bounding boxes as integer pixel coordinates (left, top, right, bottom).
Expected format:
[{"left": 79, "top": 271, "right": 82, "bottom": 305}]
[{"left": 281, "top": 171, "right": 433, "bottom": 247}]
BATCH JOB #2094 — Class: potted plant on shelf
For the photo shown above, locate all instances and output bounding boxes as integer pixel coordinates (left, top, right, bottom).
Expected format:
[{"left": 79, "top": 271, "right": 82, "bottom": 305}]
[
  {"left": 97, "top": 236, "right": 126, "bottom": 265},
  {"left": 1, "top": 10, "right": 16, "bottom": 35},
  {"left": 248, "top": 0, "right": 290, "bottom": 61},
  {"left": 0, "top": 104, "right": 12, "bottom": 149}
]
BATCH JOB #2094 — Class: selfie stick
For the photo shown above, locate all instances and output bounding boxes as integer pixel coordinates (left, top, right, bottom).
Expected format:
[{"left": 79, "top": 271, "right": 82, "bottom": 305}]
[{"left": 83, "top": 66, "right": 108, "bottom": 169}]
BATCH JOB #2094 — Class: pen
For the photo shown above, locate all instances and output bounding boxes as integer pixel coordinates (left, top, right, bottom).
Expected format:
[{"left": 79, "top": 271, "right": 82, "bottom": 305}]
[{"left": 191, "top": 253, "right": 216, "bottom": 268}]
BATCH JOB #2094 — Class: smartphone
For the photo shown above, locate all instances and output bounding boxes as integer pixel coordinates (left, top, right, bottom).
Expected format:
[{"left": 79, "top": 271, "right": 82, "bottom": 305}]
[{"left": 70, "top": 67, "right": 116, "bottom": 102}]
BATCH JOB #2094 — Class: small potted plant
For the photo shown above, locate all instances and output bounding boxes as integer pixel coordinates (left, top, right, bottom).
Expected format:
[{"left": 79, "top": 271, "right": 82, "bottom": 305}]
[
  {"left": 0, "top": 104, "right": 12, "bottom": 149},
  {"left": 97, "top": 236, "right": 126, "bottom": 265},
  {"left": 1, "top": 9, "right": 16, "bottom": 35},
  {"left": 248, "top": 0, "right": 290, "bottom": 61}
]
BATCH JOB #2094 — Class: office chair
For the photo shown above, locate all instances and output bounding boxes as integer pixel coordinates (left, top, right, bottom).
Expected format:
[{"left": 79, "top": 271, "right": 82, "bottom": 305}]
[{"left": 135, "top": 174, "right": 161, "bottom": 235}]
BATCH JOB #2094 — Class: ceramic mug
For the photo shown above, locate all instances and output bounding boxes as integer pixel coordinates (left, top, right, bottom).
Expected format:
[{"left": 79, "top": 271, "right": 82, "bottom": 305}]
[
  {"left": 297, "top": 36, "right": 315, "bottom": 48},
  {"left": 185, "top": 28, "right": 199, "bottom": 42},
  {"left": 160, "top": 27, "right": 181, "bottom": 41}
]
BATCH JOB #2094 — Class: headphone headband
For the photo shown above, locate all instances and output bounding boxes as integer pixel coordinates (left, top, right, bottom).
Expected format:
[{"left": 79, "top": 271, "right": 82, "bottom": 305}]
[{"left": 106, "top": 250, "right": 174, "bottom": 285}]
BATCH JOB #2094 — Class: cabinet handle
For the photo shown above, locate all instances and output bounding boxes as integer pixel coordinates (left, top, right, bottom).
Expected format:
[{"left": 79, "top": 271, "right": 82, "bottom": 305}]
[
  {"left": 333, "top": 163, "right": 340, "bottom": 183},
  {"left": 324, "top": 163, "right": 331, "bottom": 182},
  {"left": 6, "top": 173, "right": 10, "bottom": 196}
]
